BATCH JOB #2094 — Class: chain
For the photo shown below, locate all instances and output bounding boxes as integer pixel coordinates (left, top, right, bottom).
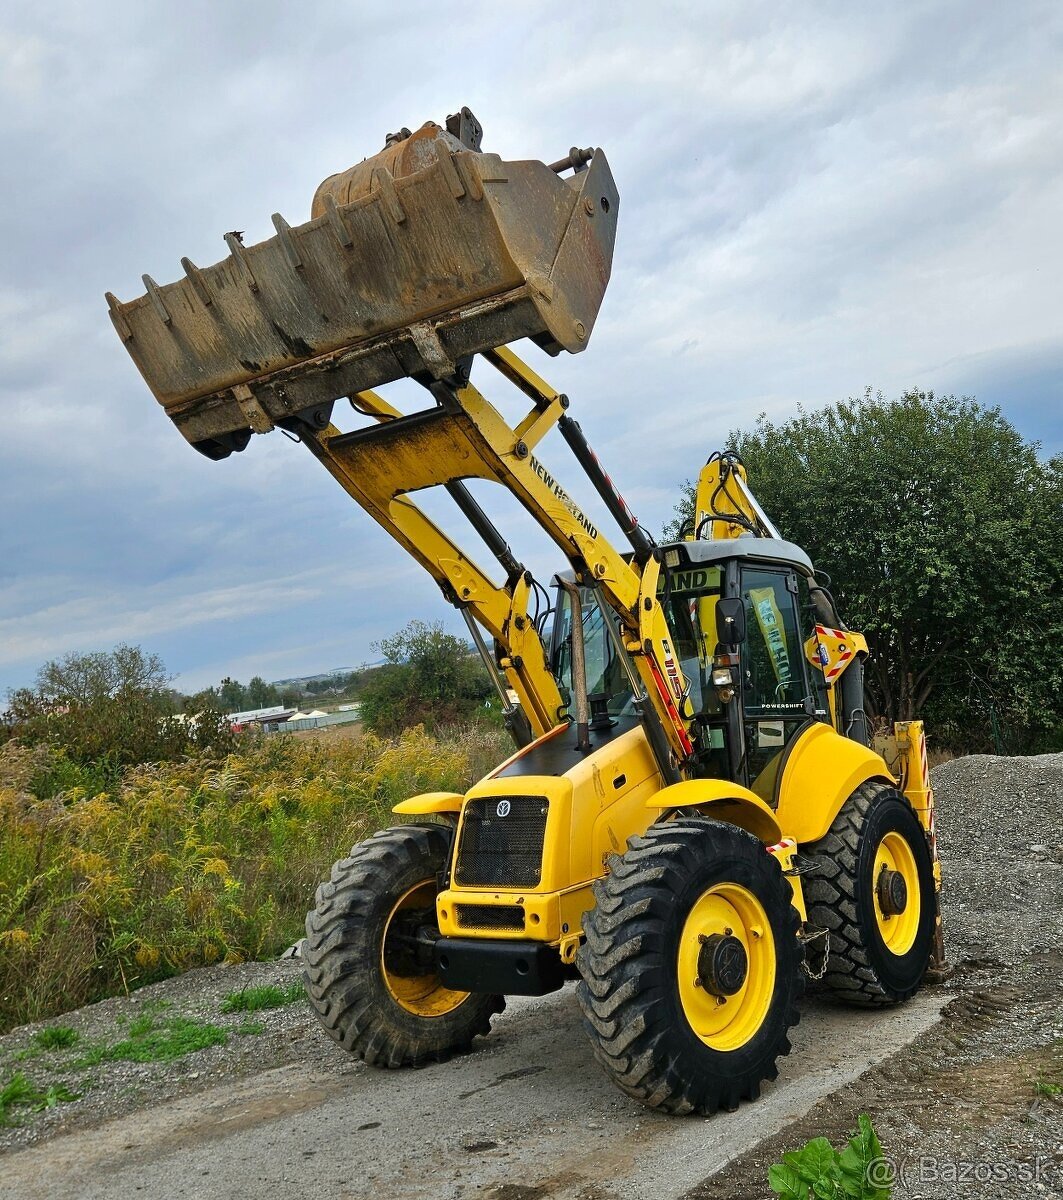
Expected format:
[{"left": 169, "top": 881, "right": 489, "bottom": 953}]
[{"left": 800, "top": 927, "right": 831, "bottom": 980}]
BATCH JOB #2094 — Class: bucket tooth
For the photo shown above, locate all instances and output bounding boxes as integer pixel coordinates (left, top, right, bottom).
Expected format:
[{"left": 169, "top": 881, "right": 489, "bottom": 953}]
[
  {"left": 432, "top": 138, "right": 466, "bottom": 199},
  {"left": 105, "top": 292, "right": 133, "bottom": 342},
  {"left": 142, "top": 275, "right": 172, "bottom": 326},
  {"left": 322, "top": 194, "right": 353, "bottom": 248},
  {"left": 180, "top": 257, "right": 213, "bottom": 307},
  {"left": 370, "top": 168, "right": 406, "bottom": 224},
  {"left": 455, "top": 155, "right": 483, "bottom": 202},
  {"left": 271, "top": 213, "right": 304, "bottom": 269},
  {"left": 224, "top": 232, "right": 258, "bottom": 292}
]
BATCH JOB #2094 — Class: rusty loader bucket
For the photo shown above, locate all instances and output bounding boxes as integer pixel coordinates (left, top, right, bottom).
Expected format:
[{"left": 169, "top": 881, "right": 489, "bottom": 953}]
[{"left": 106, "top": 108, "right": 619, "bottom": 458}]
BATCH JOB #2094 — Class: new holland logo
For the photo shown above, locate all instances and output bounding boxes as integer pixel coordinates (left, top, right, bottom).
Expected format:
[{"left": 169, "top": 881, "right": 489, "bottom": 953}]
[{"left": 495, "top": 800, "right": 511, "bottom": 818}]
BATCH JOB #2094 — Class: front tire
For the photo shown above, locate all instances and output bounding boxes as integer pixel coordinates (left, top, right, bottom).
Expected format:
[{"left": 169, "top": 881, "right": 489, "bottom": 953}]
[
  {"left": 303, "top": 823, "right": 504, "bottom": 1066},
  {"left": 804, "top": 782, "right": 935, "bottom": 1006},
  {"left": 576, "top": 818, "right": 803, "bottom": 1115}
]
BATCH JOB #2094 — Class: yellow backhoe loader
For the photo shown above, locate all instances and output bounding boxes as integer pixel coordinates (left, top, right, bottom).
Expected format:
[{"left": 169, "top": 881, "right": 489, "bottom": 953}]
[{"left": 108, "top": 108, "right": 945, "bottom": 1114}]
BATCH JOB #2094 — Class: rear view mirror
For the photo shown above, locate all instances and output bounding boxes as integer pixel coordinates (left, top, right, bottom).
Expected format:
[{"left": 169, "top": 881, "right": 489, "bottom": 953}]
[{"left": 715, "top": 597, "right": 746, "bottom": 645}]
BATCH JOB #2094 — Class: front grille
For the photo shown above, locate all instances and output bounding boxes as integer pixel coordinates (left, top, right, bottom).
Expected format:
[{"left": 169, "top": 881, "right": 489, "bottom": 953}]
[
  {"left": 455, "top": 904, "right": 525, "bottom": 932},
  {"left": 455, "top": 795, "right": 549, "bottom": 887}
]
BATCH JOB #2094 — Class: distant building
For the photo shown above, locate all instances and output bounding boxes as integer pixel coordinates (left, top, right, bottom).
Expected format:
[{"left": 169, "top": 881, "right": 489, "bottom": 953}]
[{"left": 226, "top": 705, "right": 289, "bottom": 724}]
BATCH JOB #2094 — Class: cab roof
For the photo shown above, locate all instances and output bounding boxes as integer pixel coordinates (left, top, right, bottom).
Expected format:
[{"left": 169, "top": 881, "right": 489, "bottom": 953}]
[
  {"left": 664, "top": 537, "right": 815, "bottom": 575},
  {"left": 553, "top": 536, "right": 815, "bottom": 585}
]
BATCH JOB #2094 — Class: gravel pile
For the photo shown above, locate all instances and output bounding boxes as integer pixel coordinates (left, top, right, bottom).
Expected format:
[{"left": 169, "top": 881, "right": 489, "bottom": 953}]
[
  {"left": 932, "top": 752, "right": 1063, "bottom": 968},
  {"left": 692, "top": 752, "right": 1063, "bottom": 1200}
]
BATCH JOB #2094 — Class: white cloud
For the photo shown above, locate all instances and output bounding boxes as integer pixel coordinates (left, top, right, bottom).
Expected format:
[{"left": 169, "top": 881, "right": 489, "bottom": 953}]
[{"left": 1, "top": 0, "right": 1061, "bottom": 692}]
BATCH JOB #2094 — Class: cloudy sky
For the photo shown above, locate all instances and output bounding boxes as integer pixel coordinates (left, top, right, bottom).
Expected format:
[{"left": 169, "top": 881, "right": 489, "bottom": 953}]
[{"left": 2, "top": 1, "right": 1061, "bottom": 695}]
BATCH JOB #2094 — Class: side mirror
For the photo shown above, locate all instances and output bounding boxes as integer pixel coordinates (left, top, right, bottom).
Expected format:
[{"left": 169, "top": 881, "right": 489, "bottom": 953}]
[{"left": 715, "top": 597, "right": 746, "bottom": 645}]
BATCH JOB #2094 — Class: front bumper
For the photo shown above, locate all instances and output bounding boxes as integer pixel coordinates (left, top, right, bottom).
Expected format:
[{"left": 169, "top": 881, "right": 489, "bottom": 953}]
[{"left": 434, "top": 937, "right": 565, "bottom": 996}]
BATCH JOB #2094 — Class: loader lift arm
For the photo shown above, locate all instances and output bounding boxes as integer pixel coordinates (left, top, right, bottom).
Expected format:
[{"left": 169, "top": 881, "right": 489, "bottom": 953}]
[{"left": 296, "top": 345, "right": 691, "bottom": 774}]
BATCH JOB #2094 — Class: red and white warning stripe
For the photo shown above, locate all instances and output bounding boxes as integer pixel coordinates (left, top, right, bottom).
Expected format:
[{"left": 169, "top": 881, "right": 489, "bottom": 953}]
[
  {"left": 823, "top": 646, "right": 854, "bottom": 683},
  {"left": 816, "top": 625, "right": 848, "bottom": 641}
]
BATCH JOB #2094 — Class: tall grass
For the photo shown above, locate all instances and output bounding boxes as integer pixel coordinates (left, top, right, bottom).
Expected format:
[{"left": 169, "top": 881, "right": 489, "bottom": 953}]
[{"left": 0, "top": 724, "right": 509, "bottom": 1033}]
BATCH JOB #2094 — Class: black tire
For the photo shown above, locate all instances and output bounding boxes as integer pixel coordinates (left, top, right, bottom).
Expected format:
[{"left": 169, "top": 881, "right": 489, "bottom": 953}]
[
  {"left": 576, "top": 818, "right": 803, "bottom": 1115},
  {"left": 804, "top": 782, "right": 935, "bottom": 1006},
  {"left": 303, "top": 823, "right": 504, "bottom": 1066}
]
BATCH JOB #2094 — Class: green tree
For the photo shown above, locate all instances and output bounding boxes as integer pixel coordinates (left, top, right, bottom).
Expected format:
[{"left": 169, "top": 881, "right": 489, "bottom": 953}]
[
  {"left": 246, "top": 676, "right": 280, "bottom": 708},
  {"left": 186, "top": 684, "right": 221, "bottom": 711},
  {"left": 667, "top": 391, "right": 1062, "bottom": 751},
  {"left": 7, "top": 644, "right": 234, "bottom": 766},
  {"left": 358, "top": 620, "right": 493, "bottom": 735},
  {"left": 218, "top": 677, "right": 247, "bottom": 712}
]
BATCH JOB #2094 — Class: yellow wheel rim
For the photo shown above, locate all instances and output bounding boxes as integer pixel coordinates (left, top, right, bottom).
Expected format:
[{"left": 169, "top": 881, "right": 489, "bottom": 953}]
[
  {"left": 381, "top": 882, "right": 469, "bottom": 1018},
  {"left": 872, "top": 831, "right": 921, "bottom": 956},
  {"left": 677, "top": 883, "right": 776, "bottom": 1052}
]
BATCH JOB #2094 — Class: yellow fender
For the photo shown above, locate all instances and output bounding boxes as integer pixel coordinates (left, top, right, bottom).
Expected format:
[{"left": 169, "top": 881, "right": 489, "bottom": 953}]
[
  {"left": 646, "top": 780, "right": 782, "bottom": 845},
  {"left": 774, "top": 723, "right": 894, "bottom": 844},
  {"left": 392, "top": 791, "right": 463, "bottom": 816}
]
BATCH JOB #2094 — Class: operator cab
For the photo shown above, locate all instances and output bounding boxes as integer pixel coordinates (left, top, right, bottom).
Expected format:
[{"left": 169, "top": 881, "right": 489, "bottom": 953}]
[
  {"left": 550, "top": 538, "right": 836, "bottom": 804},
  {"left": 655, "top": 538, "right": 830, "bottom": 800}
]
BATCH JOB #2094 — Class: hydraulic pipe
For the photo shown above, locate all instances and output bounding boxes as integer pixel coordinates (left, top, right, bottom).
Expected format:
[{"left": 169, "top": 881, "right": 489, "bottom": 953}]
[
  {"left": 558, "top": 414, "right": 654, "bottom": 562},
  {"left": 445, "top": 480, "right": 522, "bottom": 582},
  {"left": 591, "top": 589, "right": 681, "bottom": 785},
  {"left": 460, "top": 609, "right": 534, "bottom": 748}
]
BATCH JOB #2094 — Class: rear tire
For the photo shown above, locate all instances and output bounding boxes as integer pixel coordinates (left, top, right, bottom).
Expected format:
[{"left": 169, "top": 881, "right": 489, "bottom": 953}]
[
  {"left": 576, "top": 818, "right": 802, "bottom": 1115},
  {"left": 804, "top": 782, "right": 935, "bottom": 1006},
  {"left": 303, "top": 823, "right": 504, "bottom": 1066}
]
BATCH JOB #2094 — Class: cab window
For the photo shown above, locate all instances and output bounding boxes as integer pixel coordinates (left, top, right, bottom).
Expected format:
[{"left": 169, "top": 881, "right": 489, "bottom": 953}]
[
  {"left": 741, "top": 568, "right": 806, "bottom": 713},
  {"left": 553, "top": 586, "right": 633, "bottom": 717},
  {"left": 740, "top": 567, "right": 809, "bottom": 799}
]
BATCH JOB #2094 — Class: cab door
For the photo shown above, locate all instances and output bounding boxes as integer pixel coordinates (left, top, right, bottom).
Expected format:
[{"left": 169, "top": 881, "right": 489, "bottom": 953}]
[{"left": 739, "top": 566, "right": 812, "bottom": 802}]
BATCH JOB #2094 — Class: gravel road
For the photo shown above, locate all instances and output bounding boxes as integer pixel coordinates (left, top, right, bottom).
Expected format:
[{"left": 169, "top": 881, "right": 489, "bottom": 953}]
[{"left": 1, "top": 753, "right": 1060, "bottom": 1199}]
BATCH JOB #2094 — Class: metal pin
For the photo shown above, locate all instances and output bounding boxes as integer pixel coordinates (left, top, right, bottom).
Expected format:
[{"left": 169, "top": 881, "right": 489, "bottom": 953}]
[
  {"left": 322, "top": 194, "right": 353, "bottom": 248},
  {"left": 142, "top": 275, "right": 172, "bottom": 326},
  {"left": 224, "top": 232, "right": 258, "bottom": 292},
  {"left": 180, "top": 257, "right": 213, "bottom": 307},
  {"left": 271, "top": 213, "right": 304, "bottom": 269},
  {"left": 105, "top": 292, "right": 133, "bottom": 342}
]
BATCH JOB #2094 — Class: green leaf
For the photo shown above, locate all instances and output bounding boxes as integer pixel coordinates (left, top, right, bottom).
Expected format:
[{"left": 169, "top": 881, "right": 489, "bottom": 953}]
[
  {"left": 785, "top": 1137, "right": 839, "bottom": 1185},
  {"left": 30, "top": 1083, "right": 81, "bottom": 1112},
  {"left": 837, "top": 1115, "right": 891, "bottom": 1199},
  {"left": 768, "top": 1162, "right": 810, "bottom": 1199}
]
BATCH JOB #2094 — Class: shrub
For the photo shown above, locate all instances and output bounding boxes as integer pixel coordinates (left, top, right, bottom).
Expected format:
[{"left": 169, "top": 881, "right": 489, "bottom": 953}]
[
  {"left": 769, "top": 1114, "right": 892, "bottom": 1198},
  {"left": 0, "top": 724, "right": 509, "bottom": 1032},
  {"left": 7, "top": 645, "right": 235, "bottom": 768},
  {"left": 359, "top": 621, "right": 494, "bottom": 734}
]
